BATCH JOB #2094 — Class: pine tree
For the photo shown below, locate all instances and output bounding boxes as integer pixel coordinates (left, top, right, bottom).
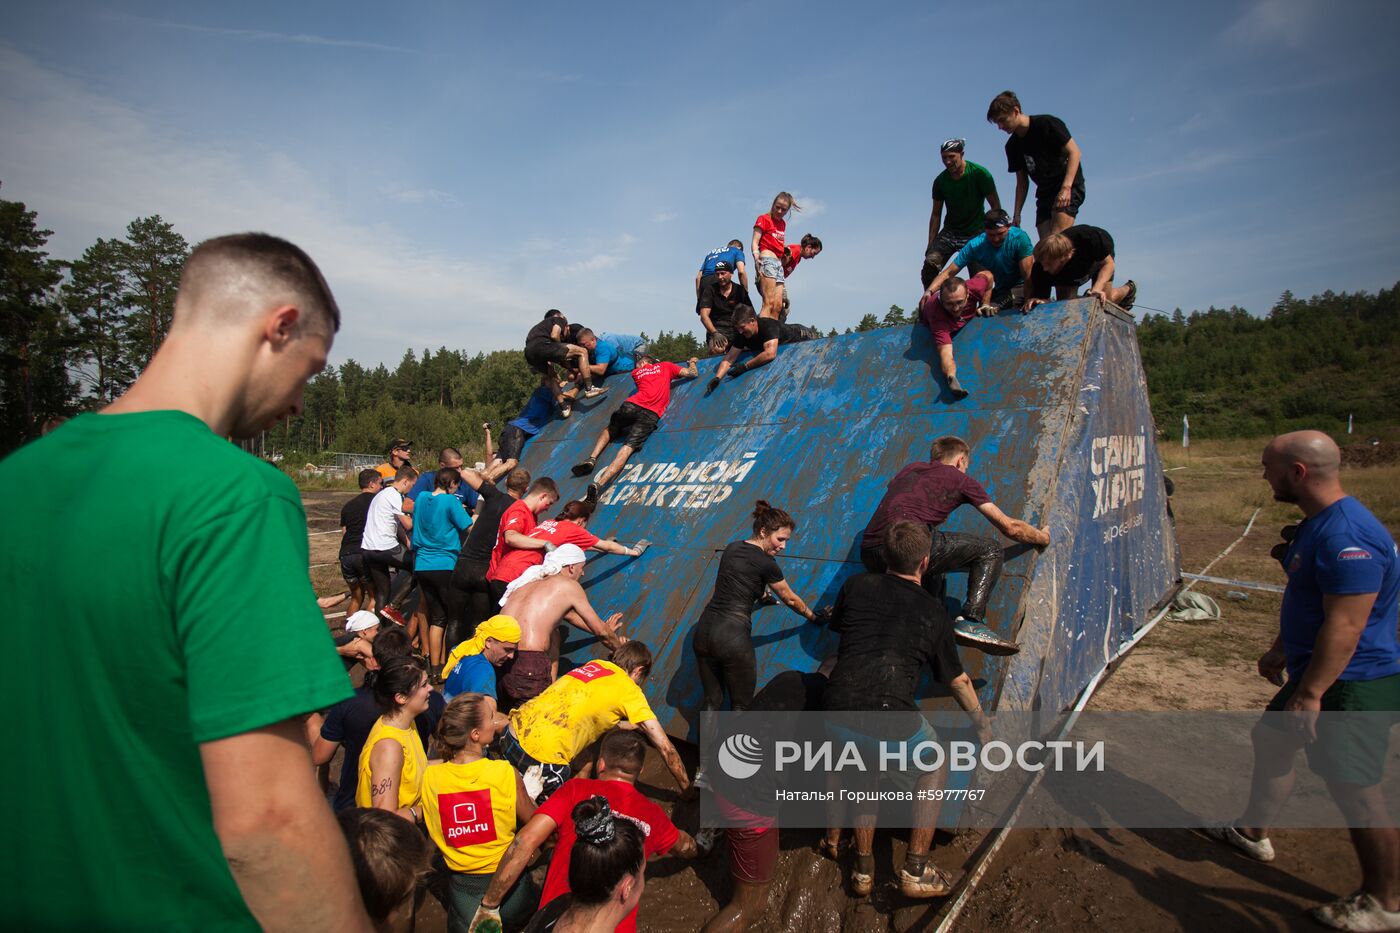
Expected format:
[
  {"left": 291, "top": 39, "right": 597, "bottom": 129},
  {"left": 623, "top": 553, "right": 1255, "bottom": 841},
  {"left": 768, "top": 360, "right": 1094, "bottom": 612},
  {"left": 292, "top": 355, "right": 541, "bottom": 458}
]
[
  {"left": 65, "top": 237, "right": 135, "bottom": 405},
  {"left": 119, "top": 216, "right": 189, "bottom": 370}
]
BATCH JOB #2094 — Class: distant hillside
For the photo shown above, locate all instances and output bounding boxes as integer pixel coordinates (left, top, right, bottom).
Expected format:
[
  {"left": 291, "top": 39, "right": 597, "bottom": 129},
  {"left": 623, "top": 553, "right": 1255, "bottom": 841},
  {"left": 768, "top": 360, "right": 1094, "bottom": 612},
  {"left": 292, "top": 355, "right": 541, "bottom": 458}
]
[{"left": 1137, "top": 284, "right": 1400, "bottom": 440}]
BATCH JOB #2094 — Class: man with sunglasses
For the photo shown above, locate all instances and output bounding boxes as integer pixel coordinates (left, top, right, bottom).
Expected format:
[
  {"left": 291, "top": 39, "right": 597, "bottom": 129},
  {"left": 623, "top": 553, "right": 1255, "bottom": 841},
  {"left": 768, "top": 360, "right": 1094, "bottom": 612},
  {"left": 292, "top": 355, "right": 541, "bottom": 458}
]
[
  {"left": 921, "top": 138, "right": 1001, "bottom": 290},
  {"left": 375, "top": 438, "right": 414, "bottom": 483}
]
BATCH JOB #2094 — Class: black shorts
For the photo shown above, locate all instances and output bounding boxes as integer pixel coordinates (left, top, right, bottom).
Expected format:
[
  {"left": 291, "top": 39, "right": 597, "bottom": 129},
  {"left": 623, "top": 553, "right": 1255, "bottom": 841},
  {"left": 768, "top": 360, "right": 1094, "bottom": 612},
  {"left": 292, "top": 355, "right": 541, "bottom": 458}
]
[
  {"left": 339, "top": 553, "right": 369, "bottom": 585},
  {"left": 524, "top": 339, "right": 570, "bottom": 376},
  {"left": 607, "top": 401, "right": 660, "bottom": 451},
  {"left": 1034, "top": 178, "right": 1086, "bottom": 227},
  {"left": 496, "top": 424, "right": 529, "bottom": 463},
  {"left": 779, "top": 323, "right": 819, "bottom": 344}
]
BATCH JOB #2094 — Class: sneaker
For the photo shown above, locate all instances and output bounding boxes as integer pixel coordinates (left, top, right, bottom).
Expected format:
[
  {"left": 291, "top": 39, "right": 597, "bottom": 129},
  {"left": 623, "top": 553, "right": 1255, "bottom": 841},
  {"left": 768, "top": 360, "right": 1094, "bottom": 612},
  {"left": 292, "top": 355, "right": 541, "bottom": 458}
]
[
  {"left": 693, "top": 827, "right": 721, "bottom": 854},
  {"left": 571, "top": 457, "right": 596, "bottom": 477},
  {"left": 953, "top": 617, "right": 1020, "bottom": 655},
  {"left": 559, "top": 398, "right": 573, "bottom": 419},
  {"left": 584, "top": 483, "right": 600, "bottom": 506},
  {"left": 380, "top": 606, "right": 406, "bottom": 626},
  {"left": 1201, "top": 823, "right": 1275, "bottom": 862},
  {"left": 1311, "top": 892, "right": 1400, "bottom": 931},
  {"left": 851, "top": 868, "right": 874, "bottom": 897},
  {"left": 582, "top": 385, "right": 609, "bottom": 398},
  {"left": 899, "top": 863, "right": 953, "bottom": 899},
  {"left": 1120, "top": 280, "right": 1138, "bottom": 312}
]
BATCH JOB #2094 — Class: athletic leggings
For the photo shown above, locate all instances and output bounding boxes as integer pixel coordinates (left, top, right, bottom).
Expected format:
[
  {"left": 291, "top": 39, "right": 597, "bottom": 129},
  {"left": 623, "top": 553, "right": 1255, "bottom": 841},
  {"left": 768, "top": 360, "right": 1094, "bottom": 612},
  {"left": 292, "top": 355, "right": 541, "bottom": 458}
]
[
  {"left": 363, "top": 545, "right": 411, "bottom": 614},
  {"left": 860, "top": 530, "right": 1003, "bottom": 621},
  {"left": 449, "top": 557, "right": 493, "bottom": 648},
  {"left": 415, "top": 569, "right": 457, "bottom": 630},
  {"left": 694, "top": 610, "right": 758, "bottom": 711}
]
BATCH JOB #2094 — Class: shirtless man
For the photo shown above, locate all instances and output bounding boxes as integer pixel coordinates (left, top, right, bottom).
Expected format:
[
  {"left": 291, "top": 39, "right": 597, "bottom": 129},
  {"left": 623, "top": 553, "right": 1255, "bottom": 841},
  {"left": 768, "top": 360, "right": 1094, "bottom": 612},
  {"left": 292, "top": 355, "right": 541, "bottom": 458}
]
[{"left": 496, "top": 544, "right": 626, "bottom": 708}]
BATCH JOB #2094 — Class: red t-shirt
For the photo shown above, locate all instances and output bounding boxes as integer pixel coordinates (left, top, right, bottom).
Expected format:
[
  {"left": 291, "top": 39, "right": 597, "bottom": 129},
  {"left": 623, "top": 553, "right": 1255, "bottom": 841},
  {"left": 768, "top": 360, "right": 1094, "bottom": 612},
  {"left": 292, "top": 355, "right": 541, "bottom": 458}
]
[
  {"left": 753, "top": 212, "right": 786, "bottom": 256},
  {"left": 487, "top": 500, "right": 537, "bottom": 582},
  {"left": 496, "top": 519, "right": 601, "bottom": 579},
  {"left": 782, "top": 243, "right": 802, "bottom": 277},
  {"left": 537, "top": 778, "right": 679, "bottom": 933},
  {"left": 919, "top": 275, "right": 990, "bottom": 347},
  {"left": 626, "top": 361, "right": 682, "bottom": 418}
]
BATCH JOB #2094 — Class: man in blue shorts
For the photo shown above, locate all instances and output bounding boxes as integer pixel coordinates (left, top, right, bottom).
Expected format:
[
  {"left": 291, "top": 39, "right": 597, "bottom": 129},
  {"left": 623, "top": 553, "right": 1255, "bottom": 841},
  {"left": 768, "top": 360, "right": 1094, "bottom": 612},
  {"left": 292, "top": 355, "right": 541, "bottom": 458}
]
[
  {"left": 1205, "top": 431, "right": 1400, "bottom": 931},
  {"left": 924, "top": 209, "right": 1033, "bottom": 310}
]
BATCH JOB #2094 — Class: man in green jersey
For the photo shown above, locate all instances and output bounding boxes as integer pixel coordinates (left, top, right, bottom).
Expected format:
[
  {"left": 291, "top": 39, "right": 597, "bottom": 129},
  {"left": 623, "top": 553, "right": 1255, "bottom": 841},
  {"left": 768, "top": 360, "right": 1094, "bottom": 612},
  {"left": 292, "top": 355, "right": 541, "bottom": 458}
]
[
  {"left": 3, "top": 234, "right": 371, "bottom": 930},
  {"left": 921, "top": 137, "right": 1002, "bottom": 289}
]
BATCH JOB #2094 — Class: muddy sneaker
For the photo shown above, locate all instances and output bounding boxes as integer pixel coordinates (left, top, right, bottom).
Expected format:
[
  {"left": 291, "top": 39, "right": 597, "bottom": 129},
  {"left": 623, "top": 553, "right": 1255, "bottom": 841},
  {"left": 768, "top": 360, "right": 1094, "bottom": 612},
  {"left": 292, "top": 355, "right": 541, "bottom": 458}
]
[
  {"left": 1201, "top": 823, "right": 1275, "bottom": 862},
  {"left": 584, "top": 483, "right": 600, "bottom": 506},
  {"left": 379, "top": 606, "right": 406, "bottom": 626},
  {"left": 1310, "top": 892, "right": 1400, "bottom": 931},
  {"left": 582, "top": 385, "right": 609, "bottom": 399},
  {"left": 851, "top": 869, "right": 874, "bottom": 897},
  {"left": 899, "top": 863, "right": 953, "bottom": 899},
  {"left": 693, "top": 827, "right": 721, "bottom": 854},
  {"left": 1120, "top": 280, "right": 1138, "bottom": 312},
  {"left": 953, "top": 617, "right": 1020, "bottom": 655},
  {"left": 571, "top": 457, "right": 596, "bottom": 477}
]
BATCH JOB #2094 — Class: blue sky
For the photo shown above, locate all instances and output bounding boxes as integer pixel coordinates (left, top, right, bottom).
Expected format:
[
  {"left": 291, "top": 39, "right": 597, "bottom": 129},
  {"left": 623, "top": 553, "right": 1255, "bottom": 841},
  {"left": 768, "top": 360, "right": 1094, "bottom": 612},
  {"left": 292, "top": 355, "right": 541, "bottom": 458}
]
[{"left": 3, "top": 0, "right": 1399, "bottom": 367}]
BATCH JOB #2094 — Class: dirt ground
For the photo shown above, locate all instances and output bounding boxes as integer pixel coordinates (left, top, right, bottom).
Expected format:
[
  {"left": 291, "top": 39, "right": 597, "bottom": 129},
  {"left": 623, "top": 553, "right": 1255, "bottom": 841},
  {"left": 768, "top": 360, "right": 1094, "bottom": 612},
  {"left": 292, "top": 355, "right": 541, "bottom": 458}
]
[{"left": 303, "top": 439, "right": 1400, "bottom": 932}]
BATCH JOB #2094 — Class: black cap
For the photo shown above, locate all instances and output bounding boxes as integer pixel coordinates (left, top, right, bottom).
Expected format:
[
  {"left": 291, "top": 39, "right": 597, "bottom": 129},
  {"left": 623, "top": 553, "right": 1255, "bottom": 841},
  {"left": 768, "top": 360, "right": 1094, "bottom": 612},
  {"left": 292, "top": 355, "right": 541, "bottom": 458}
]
[
  {"left": 714, "top": 260, "right": 733, "bottom": 272},
  {"left": 389, "top": 437, "right": 413, "bottom": 451}
]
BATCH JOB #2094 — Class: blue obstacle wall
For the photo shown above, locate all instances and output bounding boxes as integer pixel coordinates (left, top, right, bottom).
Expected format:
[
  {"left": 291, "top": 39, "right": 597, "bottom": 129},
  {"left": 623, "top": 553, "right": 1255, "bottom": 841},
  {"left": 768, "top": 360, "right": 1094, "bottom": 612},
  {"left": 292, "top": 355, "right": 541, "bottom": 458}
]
[{"left": 515, "top": 298, "right": 1180, "bottom": 735}]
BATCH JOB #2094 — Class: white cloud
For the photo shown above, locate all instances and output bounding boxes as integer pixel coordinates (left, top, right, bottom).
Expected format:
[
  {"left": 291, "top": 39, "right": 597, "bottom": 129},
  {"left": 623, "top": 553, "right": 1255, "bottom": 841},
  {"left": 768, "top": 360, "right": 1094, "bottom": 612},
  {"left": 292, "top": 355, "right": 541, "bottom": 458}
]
[
  {"left": 560, "top": 253, "right": 624, "bottom": 274},
  {"left": 1221, "top": 0, "right": 1317, "bottom": 48},
  {"left": 652, "top": 210, "right": 678, "bottom": 223},
  {"left": 0, "top": 46, "right": 539, "bottom": 363},
  {"left": 106, "top": 14, "right": 425, "bottom": 55},
  {"left": 384, "top": 184, "right": 463, "bottom": 207}
]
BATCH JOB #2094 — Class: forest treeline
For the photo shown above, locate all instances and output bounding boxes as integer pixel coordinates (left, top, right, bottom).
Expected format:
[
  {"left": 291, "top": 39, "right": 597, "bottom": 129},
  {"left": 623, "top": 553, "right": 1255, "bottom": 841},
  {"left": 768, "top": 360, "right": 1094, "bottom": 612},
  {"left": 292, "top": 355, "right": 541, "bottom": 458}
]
[{"left": 3, "top": 192, "right": 1396, "bottom": 463}]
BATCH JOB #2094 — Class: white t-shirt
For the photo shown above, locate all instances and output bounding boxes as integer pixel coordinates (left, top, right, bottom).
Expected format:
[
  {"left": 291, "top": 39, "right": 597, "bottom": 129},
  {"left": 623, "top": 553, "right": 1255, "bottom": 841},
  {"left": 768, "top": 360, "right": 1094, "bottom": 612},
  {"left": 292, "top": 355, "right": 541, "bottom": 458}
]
[{"left": 361, "top": 487, "right": 405, "bottom": 551}]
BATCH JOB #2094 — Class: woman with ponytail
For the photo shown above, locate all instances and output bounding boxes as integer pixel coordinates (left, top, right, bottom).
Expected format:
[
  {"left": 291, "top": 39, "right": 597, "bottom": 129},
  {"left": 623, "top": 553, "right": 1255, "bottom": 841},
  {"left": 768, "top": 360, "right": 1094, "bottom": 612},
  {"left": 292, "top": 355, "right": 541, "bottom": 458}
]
[
  {"left": 517, "top": 796, "right": 646, "bottom": 933},
  {"left": 422, "top": 693, "right": 537, "bottom": 932},
  {"left": 356, "top": 654, "right": 433, "bottom": 821},
  {"left": 693, "top": 500, "right": 821, "bottom": 711}
]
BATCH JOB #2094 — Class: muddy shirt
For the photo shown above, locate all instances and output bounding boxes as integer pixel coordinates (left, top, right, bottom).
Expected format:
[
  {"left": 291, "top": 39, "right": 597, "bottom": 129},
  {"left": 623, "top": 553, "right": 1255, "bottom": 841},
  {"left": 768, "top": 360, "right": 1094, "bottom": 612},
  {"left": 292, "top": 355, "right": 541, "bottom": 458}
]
[
  {"left": 704, "top": 540, "right": 785, "bottom": 616},
  {"left": 860, "top": 461, "right": 991, "bottom": 549},
  {"left": 822, "top": 573, "right": 964, "bottom": 712}
]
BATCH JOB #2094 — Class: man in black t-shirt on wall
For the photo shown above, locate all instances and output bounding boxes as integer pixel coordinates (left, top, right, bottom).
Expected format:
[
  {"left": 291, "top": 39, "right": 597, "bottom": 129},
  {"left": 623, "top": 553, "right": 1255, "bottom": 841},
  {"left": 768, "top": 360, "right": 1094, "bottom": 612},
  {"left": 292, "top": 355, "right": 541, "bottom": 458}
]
[
  {"left": 986, "top": 90, "right": 1085, "bottom": 240},
  {"left": 704, "top": 307, "right": 816, "bottom": 393},
  {"left": 338, "top": 468, "right": 384, "bottom": 617},
  {"left": 860, "top": 435, "right": 1050, "bottom": 655},
  {"left": 1025, "top": 225, "right": 1137, "bottom": 311},
  {"left": 820, "top": 520, "right": 993, "bottom": 900},
  {"left": 697, "top": 261, "right": 754, "bottom": 355}
]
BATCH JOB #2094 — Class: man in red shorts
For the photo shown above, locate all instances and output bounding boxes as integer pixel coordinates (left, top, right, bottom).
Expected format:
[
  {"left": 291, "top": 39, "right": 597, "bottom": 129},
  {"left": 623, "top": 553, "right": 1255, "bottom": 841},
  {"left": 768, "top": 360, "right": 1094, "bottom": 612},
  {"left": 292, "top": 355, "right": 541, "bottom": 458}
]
[
  {"left": 470, "top": 729, "right": 701, "bottom": 932},
  {"left": 918, "top": 271, "right": 995, "bottom": 401},
  {"left": 572, "top": 354, "right": 699, "bottom": 503}
]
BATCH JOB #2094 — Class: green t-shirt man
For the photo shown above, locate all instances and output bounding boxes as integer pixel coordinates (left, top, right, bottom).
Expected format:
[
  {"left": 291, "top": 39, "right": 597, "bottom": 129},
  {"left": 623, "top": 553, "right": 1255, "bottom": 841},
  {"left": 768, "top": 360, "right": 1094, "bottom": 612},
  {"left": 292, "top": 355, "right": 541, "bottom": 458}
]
[
  {"left": 932, "top": 161, "right": 998, "bottom": 238},
  {"left": 4, "top": 411, "right": 352, "bottom": 929}
]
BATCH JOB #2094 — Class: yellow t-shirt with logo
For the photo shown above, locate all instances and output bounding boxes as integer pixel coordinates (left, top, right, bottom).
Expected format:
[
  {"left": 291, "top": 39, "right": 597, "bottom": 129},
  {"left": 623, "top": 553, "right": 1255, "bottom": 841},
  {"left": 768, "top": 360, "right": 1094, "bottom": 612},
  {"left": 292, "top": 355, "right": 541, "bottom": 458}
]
[
  {"left": 422, "top": 758, "right": 519, "bottom": 874},
  {"left": 510, "top": 660, "right": 656, "bottom": 765},
  {"left": 355, "top": 718, "right": 427, "bottom": 810}
]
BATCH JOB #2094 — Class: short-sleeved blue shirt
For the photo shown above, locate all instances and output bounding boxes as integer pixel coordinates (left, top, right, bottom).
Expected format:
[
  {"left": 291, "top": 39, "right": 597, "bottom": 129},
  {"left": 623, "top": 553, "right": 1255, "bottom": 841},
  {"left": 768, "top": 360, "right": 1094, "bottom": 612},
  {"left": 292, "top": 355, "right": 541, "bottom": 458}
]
[
  {"left": 443, "top": 653, "right": 498, "bottom": 702},
  {"left": 407, "top": 470, "right": 479, "bottom": 510},
  {"left": 411, "top": 492, "right": 472, "bottom": 571},
  {"left": 1280, "top": 496, "right": 1400, "bottom": 682},
  {"left": 700, "top": 245, "right": 745, "bottom": 275},
  {"left": 593, "top": 332, "right": 645, "bottom": 374},
  {"left": 952, "top": 227, "right": 1034, "bottom": 289},
  {"left": 509, "top": 386, "right": 556, "bottom": 436}
]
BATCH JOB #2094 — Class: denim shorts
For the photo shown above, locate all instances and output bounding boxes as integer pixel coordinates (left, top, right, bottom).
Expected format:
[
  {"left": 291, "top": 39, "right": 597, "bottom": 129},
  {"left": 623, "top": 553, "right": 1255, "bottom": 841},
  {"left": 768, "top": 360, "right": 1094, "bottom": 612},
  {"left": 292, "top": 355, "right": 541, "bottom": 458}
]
[{"left": 757, "top": 255, "right": 785, "bottom": 284}]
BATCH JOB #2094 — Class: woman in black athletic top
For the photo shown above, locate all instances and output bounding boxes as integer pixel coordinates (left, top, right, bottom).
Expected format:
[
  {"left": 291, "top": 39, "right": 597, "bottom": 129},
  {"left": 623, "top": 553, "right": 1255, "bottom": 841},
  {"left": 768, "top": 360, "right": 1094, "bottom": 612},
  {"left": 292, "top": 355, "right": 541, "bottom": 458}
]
[{"left": 693, "top": 501, "right": 819, "bottom": 711}]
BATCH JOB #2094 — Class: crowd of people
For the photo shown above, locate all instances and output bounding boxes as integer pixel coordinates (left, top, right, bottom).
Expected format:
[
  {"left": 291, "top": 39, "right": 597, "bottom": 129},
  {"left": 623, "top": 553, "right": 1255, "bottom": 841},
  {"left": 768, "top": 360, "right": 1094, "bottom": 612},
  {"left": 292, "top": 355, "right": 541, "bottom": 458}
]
[{"left": 8, "top": 86, "right": 1396, "bottom": 933}]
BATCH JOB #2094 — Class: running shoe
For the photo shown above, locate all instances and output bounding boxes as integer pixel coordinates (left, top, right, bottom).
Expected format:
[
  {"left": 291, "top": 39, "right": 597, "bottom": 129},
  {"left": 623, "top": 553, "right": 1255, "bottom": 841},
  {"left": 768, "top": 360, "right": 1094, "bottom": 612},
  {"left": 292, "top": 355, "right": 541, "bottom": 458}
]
[
  {"left": 1201, "top": 823, "right": 1275, "bottom": 862},
  {"left": 899, "top": 863, "right": 953, "bottom": 899},
  {"left": 953, "top": 617, "right": 1020, "bottom": 655},
  {"left": 1311, "top": 892, "right": 1400, "bottom": 931},
  {"left": 559, "top": 398, "right": 573, "bottom": 419},
  {"left": 571, "top": 457, "right": 596, "bottom": 477},
  {"left": 851, "top": 869, "right": 874, "bottom": 897},
  {"left": 584, "top": 483, "right": 600, "bottom": 505},
  {"left": 582, "top": 385, "right": 609, "bottom": 398},
  {"left": 380, "top": 606, "right": 407, "bottom": 626}
]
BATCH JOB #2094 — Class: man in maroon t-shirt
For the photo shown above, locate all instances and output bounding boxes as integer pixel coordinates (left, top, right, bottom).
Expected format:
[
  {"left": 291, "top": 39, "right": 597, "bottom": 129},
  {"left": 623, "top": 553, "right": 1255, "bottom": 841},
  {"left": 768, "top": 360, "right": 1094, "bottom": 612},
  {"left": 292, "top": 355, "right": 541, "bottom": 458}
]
[
  {"left": 860, "top": 435, "right": 1049, "bottom": 654},
  {"left": 572, "top": 354, "right": 699, "bottom": 503},
  {"left": 469, "top": 729, "right": 700, "bottom": 933},
  {"left": 918, "top": 271, "right": 995, "bottom": 401}
]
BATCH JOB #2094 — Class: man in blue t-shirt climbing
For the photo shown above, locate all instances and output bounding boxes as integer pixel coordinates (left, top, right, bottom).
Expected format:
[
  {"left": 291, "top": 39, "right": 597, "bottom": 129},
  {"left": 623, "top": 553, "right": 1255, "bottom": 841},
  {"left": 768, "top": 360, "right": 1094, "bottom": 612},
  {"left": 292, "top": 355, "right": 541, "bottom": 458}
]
[
  {"left": 695, "top": 239, "right": 750, "bottom": 304},
  {"left": 924, "top": 210, "right": 1034, "bottom": 311},
  {"left": 577, "top": 331, "right": 649, "bottom": 380},
  {"left": 1206, "top": 430, "right": 1400, "bottom": 931},
  {"left": 485, "top": 384, "right": 556, "bottom": 482}
]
